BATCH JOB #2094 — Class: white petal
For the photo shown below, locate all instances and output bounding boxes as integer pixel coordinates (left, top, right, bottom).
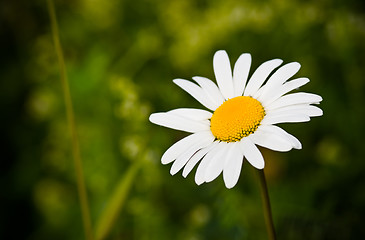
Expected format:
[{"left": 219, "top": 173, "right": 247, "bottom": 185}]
[
  {"left": 233, "top": 53, "right": 251, "bottom": 97},
  {"left": 195, "top": 141, "right": 225, "bottom": 185},
  {"left": 301, "top": 105, "right": 323, "bottom": 117},
  {"left": 267, "top": 105, "right": 323, "bottom": 118},
  {"left": 182, "top": 142, "right": 217, "bottom": 178},
  {"left": 244, "top": 59, "right": 283, "bottom": 97},
  {"left": 173, "top": 79, "right": 217, "bottom": 110},
  {"left": 192, "top": 76, "right": 225, "bottom": 108},
  {"left": 213, "top": 50, "right": 234, "bottom": 100},
  {"left": 261, "top": 113, "right": 310, "bottom": 125},
  {"left": 258, "top": 125, "right": 301, "bottom": 149},
  {"left": 259, "top": 78, "right": 310, "bottom": 105},
  {"left": 149, "top": 112, "right": 210, "bottom": 133},
  {"left": 258, "top": 62, "right": 301, "bottom": 98},
  {"left": 239, "top": 138, "right": 265, "bottom": 169},
  {"left": 204, "top": 142, "right": 229, "bottom": 182},
  {"left": 223, "top": 143, "right": 244, "bottom": 188},
  {"left": 170, "top": 148, "right": 197, "bottom": 176},
  {"left": 250, "top": 129, "right": 293, "bottom": 152},
  {"left": 266, "top": 92, "right": 323, "bottom": 111},
  {"left": 168, "top": 108, "right": 213, "bottom": 121},
  {"left": 283, "top": 131, "right": 302, "bottom": 149},
  {"left": 170, "top": 134, "right": 215, "bottom": 175},
  {"left": 161, "top": 131, "right": 212, "bottom": 164}
]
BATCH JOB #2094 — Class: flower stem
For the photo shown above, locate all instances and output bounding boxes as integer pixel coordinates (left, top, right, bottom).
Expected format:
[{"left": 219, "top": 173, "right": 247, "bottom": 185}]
[
  {"left": 257, "top": 169, "right": 276, "bottom": 240},
  {"left": 47, "top": 0, "right": 93, "bottom": 239}
]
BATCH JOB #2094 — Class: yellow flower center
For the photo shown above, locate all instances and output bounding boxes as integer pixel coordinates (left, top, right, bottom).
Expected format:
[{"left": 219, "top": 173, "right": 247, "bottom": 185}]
[{"left": 210, "top": 96, "right": 265, "bottom": 142}]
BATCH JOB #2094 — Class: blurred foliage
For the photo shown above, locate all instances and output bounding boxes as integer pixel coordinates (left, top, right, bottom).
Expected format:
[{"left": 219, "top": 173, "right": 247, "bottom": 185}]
[{"left": 1, "top": 0, "right": 365, "bottom": 239}]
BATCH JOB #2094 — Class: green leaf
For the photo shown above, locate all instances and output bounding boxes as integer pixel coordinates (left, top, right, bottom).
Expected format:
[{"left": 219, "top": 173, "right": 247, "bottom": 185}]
[{"left": 95, "top": 161, "right": 142, "bottom": 240}]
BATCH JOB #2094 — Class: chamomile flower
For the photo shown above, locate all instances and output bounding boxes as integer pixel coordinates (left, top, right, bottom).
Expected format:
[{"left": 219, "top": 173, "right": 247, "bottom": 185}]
[{"left": 150, "top": 50, "right": 322, "bottom": 188}]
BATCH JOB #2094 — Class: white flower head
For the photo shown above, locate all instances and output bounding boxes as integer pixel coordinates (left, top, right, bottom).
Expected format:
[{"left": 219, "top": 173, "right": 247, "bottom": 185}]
[{"left": 150, "top": 50, "right": 323, "bottom": 188}]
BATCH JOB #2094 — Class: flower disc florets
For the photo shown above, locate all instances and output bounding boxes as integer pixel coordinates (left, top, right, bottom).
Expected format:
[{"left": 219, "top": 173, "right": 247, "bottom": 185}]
[{"left": 210, "top": 96, "right": 265, "bottom": 142}]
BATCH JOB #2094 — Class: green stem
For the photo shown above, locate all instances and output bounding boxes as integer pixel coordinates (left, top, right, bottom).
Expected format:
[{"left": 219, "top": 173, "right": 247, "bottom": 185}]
[
  {"left": 47, "top": 1, "right": 93, "bottom": 239},
  {"left": 257, "top": 169, "right": 276, "bottom": 240}
]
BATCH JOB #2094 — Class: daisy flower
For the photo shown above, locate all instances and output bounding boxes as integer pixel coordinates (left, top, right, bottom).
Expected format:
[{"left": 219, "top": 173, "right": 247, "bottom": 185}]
[{"left": 149, "top": 50, "right": 322, "bottom": 188}]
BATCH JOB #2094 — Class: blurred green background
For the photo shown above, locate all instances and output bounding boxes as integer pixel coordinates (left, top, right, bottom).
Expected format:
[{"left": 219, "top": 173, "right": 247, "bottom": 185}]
[{"left": 1, "top": 0, "right": 365, "bottom": 239}]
